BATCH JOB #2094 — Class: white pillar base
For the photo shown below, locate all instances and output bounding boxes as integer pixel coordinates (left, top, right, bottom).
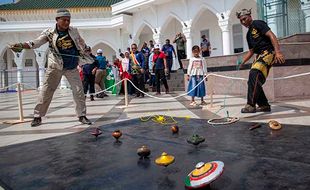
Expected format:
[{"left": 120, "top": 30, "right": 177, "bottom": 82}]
[
  {"left": 38, "top": 67, "right": 45, "bottom": 89},
  {"left": 183, "top": 24, "right": 193, "bottom": 59},
  {"left": 60, "top": 76, "right": 68, "bottom": 89},
  {"left": 153, "top": 29, "right": 163, "bottom": 45},
  {"left": 222, "top": 30, "right": 232, "bottom": 55},
  {"left": 16, "top": 68, "right": 24, "bottom": 91}
]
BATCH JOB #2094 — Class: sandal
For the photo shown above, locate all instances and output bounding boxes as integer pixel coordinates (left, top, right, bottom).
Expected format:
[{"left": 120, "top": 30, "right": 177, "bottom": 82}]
[
  {"left": 200, "top": 101, "right": 207, "bottom": 105},
  {"left": 189, "top": 101, "right": 197, "bottom": 106}
]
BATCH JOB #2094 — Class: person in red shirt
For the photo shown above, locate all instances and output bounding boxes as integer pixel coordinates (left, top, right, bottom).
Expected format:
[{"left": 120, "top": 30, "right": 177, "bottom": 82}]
[{"left": 153, "top": 44, "right": 169, "bottom": 95}]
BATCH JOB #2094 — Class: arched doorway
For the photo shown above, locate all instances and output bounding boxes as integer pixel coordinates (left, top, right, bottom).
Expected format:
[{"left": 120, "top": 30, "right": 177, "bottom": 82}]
[
  {"left": 161, "top": 16, "right": 184, "bottom": 70},
  {"left": 1, "top": 48, "right": 15, "bottom": 91},
  {"left": 161, "top": 16, "right": 183, "bottom": 45},
  {"left": 231, "top": 0, "right": 258, "bottom": 52},
  {"left": 92, "top": 43, "right": 117, "bottom": 64},
  {"left": 0, "top": 48, "right": 8, "bottom": 90},
  {"left": 0, "top": 48, "right": 39, "bottom": 91},
  {"left": 23, "top": 49, "right": 39, "bottom": 89},
  {"left": 191, "top": 8, "right": 222, "bottom": 56},
  {"left": 137, "top": 25, "right": 154, "bottom": 50}
]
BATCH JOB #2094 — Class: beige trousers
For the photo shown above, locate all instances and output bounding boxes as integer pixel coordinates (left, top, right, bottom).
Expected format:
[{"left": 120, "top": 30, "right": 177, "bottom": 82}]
[
  {"left": 34, "top": 68, "right": 86, "bottom": 118},
  {"left": 95, "top": 69, "right": 107, "bottom": 92}
]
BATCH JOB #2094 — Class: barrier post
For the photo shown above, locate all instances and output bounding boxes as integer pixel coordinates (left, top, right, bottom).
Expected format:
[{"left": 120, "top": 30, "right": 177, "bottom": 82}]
[
  {"left": 203, "top": 75, "right": 221, "bottom": 111},
  {"left": 124, "top": 79, "right": 129, "bottom": 107},
  {"left": 17, "top": 83, "right": 24, "bottom": 122}
]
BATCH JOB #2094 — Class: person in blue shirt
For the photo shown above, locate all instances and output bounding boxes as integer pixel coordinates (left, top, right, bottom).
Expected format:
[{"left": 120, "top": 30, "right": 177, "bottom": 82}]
[
  {"left": 201, "top": 35, "right": 211, "bottom": 57},
  {"left": 95, "top": 49, "right": 108, "bottom": 98},
  {"left": 130, "top": 43, "right": 145, "bottom": 98},
  {"left": 141, "top": 42, "right": 151, "bottom": 58},
  {"left": 141, "top": 41, "right": 151, "bottom": 84},
  {"left": 162, "top": 39, "right": 176, "bottom": 78}
]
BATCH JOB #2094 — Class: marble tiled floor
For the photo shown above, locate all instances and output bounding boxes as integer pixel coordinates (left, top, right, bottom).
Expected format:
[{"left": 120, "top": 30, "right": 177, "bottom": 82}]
[{"left": 0, "top": 90, "right": 309, "bottom": 148}]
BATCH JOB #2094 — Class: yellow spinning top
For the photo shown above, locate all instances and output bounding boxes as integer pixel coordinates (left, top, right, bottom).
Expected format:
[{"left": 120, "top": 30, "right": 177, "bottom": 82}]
[
  {"left": 192, "top": 162, "right": 212, "bottom": 176},
  {"left": 155, "top": 152, "right": 175, "bottom": 167}
]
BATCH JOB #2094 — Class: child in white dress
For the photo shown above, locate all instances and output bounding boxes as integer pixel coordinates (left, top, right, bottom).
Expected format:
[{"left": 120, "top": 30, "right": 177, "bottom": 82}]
[{"left": 187, "top": 45, "right": 208, "bottom": 106}]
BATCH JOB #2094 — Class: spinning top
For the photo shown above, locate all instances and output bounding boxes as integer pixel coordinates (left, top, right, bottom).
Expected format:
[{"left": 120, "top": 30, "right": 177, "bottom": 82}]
[
  {"left": 187, "top": 134, "right": 205, "bottom": 146},
  {"left": 137, "top": 145, "right": 151, "bottom": 158},
  {"left": 185, "top": 161, "right": 224, "bottom": 189},
  {"left": 155, "top": 152, "right": 175, "bottom": 167},
  {"left": 171, "top": 125, "right": 179, "bottom": 134},
  {"left": 112, "top": 130, "right": 122, "bottom": 141},
  {"left": 268, "top": 120, "right": 282, "bottom": 130},
  {"left": 91, "top": 127, "right": 102, "bottom": 139}
]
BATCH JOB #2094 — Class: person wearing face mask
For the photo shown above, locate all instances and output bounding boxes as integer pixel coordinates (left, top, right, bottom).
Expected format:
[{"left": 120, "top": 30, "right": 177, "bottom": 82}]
[{"left": 10, "top": 9, "right": 92, "bottom": 127}]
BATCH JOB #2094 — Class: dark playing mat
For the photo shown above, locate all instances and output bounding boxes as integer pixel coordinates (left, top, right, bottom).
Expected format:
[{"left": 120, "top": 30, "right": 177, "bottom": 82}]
[{"left": 0, "top": 117, "right": 310, "bottom": 190}]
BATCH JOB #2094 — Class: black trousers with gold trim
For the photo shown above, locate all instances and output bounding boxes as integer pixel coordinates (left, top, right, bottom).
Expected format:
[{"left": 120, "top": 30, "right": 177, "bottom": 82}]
[{"left": 247, "top": 69, "right": 269, "bottom": 107}]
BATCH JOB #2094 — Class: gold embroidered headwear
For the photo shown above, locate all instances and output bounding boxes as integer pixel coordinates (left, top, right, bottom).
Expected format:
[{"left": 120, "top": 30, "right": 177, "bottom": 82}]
[{"left": 236, "top": 8, "right": 252, "bottom": 19}]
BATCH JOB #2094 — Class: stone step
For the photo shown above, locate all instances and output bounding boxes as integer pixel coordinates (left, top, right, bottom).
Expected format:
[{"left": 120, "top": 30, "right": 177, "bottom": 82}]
[{"left": 146, "top": 71, "right": 186, "bottom": 92}]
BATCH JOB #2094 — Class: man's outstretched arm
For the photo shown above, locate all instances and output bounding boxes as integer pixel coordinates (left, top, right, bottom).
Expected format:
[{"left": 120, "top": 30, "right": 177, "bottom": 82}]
[{"left": 265, "top": 30, "right": 285, "bottom": 64}]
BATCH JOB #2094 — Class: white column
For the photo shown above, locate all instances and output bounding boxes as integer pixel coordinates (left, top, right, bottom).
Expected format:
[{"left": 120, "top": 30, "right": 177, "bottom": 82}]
[
  {"left": 152, "top": 27, "right": 163, "bottom": 45},
  {"left": 217, "top": 11, "right": 232, "bottom": 55},
  {"left": 0, "top": 59, "right": 5, "bottom": 89},
  {"left": 128, "top": 34, "right": 134, "bottom": 47},
  {"left": 266, "top": 3, "right": 278, "bottom": 36},
  {"left": 34, "top": 48, "right": 47, "bottom": 89},
  {"left": 182, "top": 21, "right": 193, "bottom": 59},
  {"left": 132, "top": 34, "right": 140, "bottom": 46},
  {"left": 268, "top": 18, "right": 278, "bottom": 37},
  {"left": 301, "top": 1, "right": 310, "bottom": 32},
  {"left": 14, "top": 51, "right": 25, "bottom": 85},
  {"left": 16, "top": 67, "right": 23, "bottom": 84},
  {"left": 38, "top": 67, "right": 45, "bottom": 88},
  {"left": 242, "top": 26, "right": 249, "bottom": 51},
  {"left": 60, "top": 76, "right": 68, "bottom": 89}
]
